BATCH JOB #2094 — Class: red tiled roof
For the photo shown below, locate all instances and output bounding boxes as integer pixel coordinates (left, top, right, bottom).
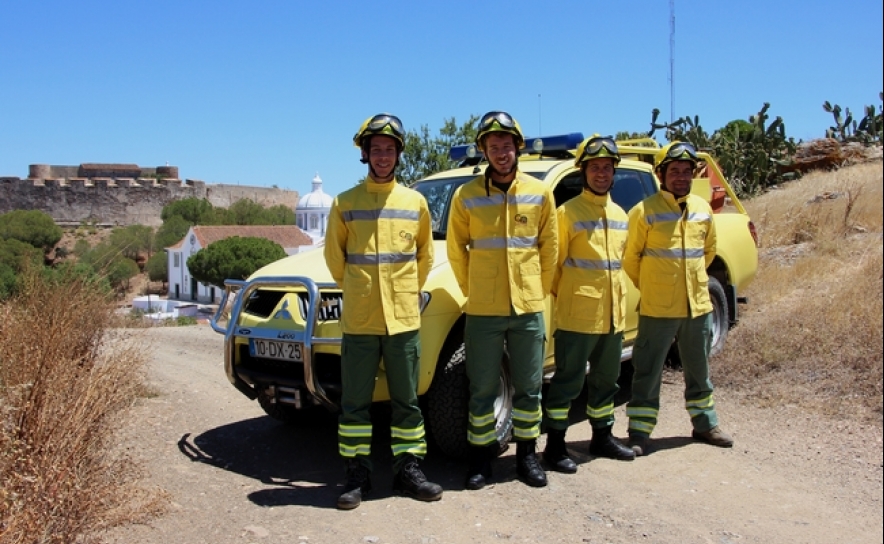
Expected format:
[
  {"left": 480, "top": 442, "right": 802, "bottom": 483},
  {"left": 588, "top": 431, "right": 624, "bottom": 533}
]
[{"left": 192, "top": 225, "right": 313, "bottom": 249}]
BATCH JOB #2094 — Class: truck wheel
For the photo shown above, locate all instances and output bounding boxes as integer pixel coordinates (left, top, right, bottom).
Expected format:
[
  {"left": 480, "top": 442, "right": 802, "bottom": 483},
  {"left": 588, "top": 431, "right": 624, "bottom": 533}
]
[
  {"left": 708, "top": 277, "right": 729, "bottom": 357},
  {"left": 426, "top": 333, "right": 514, "bottom": 460}
]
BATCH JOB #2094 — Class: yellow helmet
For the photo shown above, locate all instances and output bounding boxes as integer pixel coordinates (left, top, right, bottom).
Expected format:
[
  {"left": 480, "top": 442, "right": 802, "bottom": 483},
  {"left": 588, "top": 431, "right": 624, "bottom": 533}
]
[
  {"left": 575, "top": 135, "right": 621, "bottom": 168},
  {"left": 654, "top": 141, "right": 699, "bottom": 173},
  {"left": 353, "top": 113, "right": 405, "bottom": 149},
  {"left": 475, "top": 111, "right": 525, "bottom": 152}
]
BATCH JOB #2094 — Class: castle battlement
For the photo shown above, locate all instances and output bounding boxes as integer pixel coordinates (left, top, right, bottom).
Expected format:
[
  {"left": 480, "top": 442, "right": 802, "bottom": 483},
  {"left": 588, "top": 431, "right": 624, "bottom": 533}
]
[{"left": 1, "top": 163, "right": 297, "bottom": 227}]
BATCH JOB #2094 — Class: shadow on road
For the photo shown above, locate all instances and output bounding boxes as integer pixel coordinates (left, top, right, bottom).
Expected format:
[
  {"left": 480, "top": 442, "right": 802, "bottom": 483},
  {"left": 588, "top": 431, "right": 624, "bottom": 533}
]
[
  {"left": 176, "top": 404, "right": 467, "bottom": 510},
  {"left": 174, "top": 361, "right": 674, "bottom": 509}
]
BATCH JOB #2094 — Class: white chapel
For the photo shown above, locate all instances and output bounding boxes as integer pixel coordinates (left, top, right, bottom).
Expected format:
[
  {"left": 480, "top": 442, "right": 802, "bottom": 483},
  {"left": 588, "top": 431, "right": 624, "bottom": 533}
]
[{"left": 296, "top": 172, "right": 333, "bottom": 245}]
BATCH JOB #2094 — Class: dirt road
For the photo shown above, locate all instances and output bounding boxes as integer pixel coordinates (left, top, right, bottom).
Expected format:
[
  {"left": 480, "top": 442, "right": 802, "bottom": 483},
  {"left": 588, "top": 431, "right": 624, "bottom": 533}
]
[{"left": 101, "top": 325, "right": 882, "bottom": 544}]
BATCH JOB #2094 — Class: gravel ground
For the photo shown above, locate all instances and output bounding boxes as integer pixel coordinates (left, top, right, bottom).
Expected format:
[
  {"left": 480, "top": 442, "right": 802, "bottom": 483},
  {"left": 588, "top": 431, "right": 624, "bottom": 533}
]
[{"left": 101, "top": 325, "right": 883, "bottom": 544}]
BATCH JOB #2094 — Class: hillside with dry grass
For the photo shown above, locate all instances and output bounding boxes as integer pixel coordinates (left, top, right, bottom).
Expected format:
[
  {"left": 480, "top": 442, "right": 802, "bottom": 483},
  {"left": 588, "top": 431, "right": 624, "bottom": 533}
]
[{"left": 717, "top": 160, "right": 883, "bottom": 424}]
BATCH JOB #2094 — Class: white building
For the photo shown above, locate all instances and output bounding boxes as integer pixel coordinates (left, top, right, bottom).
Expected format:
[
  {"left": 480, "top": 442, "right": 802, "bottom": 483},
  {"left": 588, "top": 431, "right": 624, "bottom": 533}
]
[
  {"left": 296, "top": 172, "right": 334, "bottom": 245},
  {"left": 166, "top": 225, "right": 313, "bottom": 303}
]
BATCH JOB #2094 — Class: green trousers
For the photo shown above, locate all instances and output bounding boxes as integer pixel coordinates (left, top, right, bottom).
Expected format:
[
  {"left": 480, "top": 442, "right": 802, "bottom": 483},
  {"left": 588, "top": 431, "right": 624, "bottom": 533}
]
[
  {"left": 465, "top": 309, "right": 544, "bottom": 445},
  {"left": 627, "top": 313, "right": 719, "bottom": 437},
  {"left": 338, "top": 330, "right": 426, "bottom": 473},
  {"left": 544, "top": 328, "right": 623, "bottom": 431}
]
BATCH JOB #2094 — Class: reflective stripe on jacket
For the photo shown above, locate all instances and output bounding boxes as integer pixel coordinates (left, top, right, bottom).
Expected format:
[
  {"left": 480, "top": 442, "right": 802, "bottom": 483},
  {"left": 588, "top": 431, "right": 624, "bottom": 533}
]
[
  {"left": 623, "top": 191, "right": 716, "bottom": 318},
  {"left": 447, "top": 171, "right": 558, "bottom": 316},
  {"left": 553, "top": 190, "right": 628, "bottom": 334},
  {"left": 324, "top": 177, "right": 433, "bottom": 335}
]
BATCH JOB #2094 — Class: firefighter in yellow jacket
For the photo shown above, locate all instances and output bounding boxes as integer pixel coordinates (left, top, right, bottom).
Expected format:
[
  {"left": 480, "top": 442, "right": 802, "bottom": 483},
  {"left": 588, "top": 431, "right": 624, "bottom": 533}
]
[
  {"left": 542, "top": 136, "right": 635, "bottom": 474},
  {"left": 447, "top": 111, "right": 558, "bottom": 489},
  {"left": 623, "top": 141, "right": 734, "bottom": 457},
  {"left": 324, "top": 113, "right": 441, "bottom": 510}
]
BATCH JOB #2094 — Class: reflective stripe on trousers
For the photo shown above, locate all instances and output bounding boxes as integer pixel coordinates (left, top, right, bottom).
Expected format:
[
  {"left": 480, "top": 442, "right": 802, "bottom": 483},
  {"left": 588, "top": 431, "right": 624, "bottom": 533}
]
[{"left": 465, "top": 309, "right": 545, "bottom": 445}]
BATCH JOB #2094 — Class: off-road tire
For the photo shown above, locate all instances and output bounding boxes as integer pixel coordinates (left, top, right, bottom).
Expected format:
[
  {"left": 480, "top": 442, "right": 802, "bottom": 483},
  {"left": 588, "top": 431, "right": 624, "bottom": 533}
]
[
  {"left": 708, "top": 276, "right": 729, "bottom": 357},
  {"left": 426, "top": 332, "right": 513, "bottom": 460}
]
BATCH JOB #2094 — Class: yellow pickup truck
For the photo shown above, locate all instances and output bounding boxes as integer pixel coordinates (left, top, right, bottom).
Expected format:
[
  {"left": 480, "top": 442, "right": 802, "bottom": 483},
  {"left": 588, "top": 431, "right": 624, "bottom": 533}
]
[{"left": 210, "top": 134, "right": 758, "bottom": 459}]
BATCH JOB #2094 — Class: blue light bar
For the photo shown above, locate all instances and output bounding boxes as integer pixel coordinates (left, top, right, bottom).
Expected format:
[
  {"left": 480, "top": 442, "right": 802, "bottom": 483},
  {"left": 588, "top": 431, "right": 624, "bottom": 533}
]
[{"left": 449, "top": 132, "right": 585, "bottom": 163}]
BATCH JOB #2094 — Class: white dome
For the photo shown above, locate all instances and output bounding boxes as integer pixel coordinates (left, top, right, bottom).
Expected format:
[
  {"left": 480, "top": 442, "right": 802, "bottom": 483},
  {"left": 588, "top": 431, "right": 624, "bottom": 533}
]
[{"left": 298, "top": 173, "right": 333, "bottom": 209}]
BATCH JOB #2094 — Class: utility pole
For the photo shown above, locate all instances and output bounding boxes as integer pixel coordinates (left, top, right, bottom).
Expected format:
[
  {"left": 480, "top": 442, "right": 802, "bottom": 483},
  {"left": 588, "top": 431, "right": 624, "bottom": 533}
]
[{"left": 669, "top": 0, "right": 675, "bottom": 124}]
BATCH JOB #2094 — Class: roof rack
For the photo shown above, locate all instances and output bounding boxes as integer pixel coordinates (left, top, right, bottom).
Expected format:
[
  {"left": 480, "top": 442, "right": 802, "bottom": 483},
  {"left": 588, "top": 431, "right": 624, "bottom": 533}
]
[{"left": 449, "top": 132, "right": 585, "bottom": 166}]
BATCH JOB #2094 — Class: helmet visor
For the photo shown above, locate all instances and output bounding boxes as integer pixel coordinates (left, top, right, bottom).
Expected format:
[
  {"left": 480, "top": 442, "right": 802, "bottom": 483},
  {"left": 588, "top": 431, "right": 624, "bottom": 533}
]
[
  {"left": 580, "top": 136, "right": 619, "bottom": 161},
  {"left": 665, "top": 142, "right": 699, "bottom": 162},
  {"left": 366, "top": 114, "right": 405, "bottom": 140},
  {"left": 478, "top": 111, "right": 517, "bottom": 132}
]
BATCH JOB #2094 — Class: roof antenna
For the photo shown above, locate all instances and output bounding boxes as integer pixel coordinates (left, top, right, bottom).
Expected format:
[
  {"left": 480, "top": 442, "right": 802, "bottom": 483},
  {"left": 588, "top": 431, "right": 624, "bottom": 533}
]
[{"left": 669, "top": 0, "right": 675, "bottom": 123}]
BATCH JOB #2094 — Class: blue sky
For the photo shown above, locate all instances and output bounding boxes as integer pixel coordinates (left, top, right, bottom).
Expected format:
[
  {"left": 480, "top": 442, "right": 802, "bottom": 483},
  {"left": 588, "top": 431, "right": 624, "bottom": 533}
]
[{"left": 2, "top": 0, "right": 881, "bottom": 200}]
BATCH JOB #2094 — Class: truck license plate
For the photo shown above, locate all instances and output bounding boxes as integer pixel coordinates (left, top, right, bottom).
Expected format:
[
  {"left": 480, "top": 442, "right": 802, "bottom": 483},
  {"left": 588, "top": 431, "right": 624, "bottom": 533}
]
[{"left": 250, "top": 339, "right": 304, "bottom": 362}]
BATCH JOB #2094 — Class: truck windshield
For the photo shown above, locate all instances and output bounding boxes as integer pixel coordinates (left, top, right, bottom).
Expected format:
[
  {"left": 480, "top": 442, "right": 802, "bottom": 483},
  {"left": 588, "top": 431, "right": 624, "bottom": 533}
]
[{"left": 411, "top": 176, "right": 473, "bottom": 239}]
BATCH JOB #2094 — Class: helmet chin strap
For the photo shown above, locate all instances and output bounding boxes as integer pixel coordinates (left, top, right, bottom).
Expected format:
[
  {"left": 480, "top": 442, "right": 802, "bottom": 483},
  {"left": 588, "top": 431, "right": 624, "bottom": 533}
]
[
  {"left": 581, "top": 168, "right": 610, "bottom": 196},
  {"left": 362, "top": 139, "right": 400, "bottom": 180},
  {"left": 486, "top": 155, "right": 518, "bottom": 180},
  {"left": 484, "top": 156, "right": 519, "bottom": 196}
]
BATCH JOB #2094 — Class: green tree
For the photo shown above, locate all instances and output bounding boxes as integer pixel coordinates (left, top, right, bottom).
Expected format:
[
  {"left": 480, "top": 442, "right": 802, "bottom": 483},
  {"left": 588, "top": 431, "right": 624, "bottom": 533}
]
[
  {"left": 78, "top": 241, "right": 140, "bottom": 291},
  {"left": 155, "top": 215, "right": 192, "bottom": 250},
  {"left": 161, "top": 197, "right": 215, "bottom": 224},
  {"left": 263, "top": 204, "right": 296, "bottom": 225},
  {"left": 227, "top": 198, "right": 267, "bottom": 225},
  {"left": 145, "top": 252, "right": 168, "bottom": 285},
  {"left": 398, "top": 115, "right": 480, "bottom": 185},
  {"left": 187, "top": 236, "right": 286, "bottom": 288},
  {"left": 41, "top": 260, "right": 111, "bottom": 295},
  {"left": 109, "top": 224, "right": 155, "bottom": 261},
  {"left": 107, "top": 258, "right": 140, "bottom": 292},
  {"left": 0, "top": 238, "right": 44, "bottom": 299},
  {"left": 0, "top": 209, "right": 63, "bottom": 252},
  {"left": 203, "top": 206, "right": 235, "bottom": 225}
]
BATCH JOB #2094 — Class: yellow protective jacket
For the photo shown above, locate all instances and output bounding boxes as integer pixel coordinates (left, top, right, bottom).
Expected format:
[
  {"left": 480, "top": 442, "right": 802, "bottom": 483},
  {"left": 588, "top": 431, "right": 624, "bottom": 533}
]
[
  {"left": 623, "top": 190, "right": 716, "bottom": 318},
  {"left": 447, "top": 170, "right": 558, "bottom": 316},
  {"left": 324, "top": 177, "right": 433, "bottom": 335},
  {"left": 552, "top": 190, "right": 628, "bottom": 334}
]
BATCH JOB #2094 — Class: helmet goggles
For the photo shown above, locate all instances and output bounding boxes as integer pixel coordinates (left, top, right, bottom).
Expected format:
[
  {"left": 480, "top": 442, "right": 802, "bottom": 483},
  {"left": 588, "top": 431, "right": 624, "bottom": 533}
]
[
  {"left": 580, "top": 136, "right": 619, "bottom": 160},
  {"left": 364, "top": 113, "right": 405, "bottom": 141},
  {"left": 478, "top": 111, "right": 517, "bottom": 132},
  {"left": 664, "top": 142, "right": 699, "bottom": 162}
]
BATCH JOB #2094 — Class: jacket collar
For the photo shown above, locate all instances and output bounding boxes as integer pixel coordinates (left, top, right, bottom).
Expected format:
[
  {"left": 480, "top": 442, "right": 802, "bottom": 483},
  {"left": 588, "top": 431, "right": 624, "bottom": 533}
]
[
  {"left": 365, "top": 176, "right": 397, "bottom": 193},
  {"left": 581, "top": 189, "right": 611, "bottom": 206},
  {"left": 659, "top": 189, "right": 689, "bottom": 209}
]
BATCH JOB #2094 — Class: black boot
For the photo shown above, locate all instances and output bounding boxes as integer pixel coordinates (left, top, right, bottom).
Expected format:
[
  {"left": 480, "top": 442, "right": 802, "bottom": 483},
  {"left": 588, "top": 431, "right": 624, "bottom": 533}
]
[
  {"left": 337, "top": 458, "right": 372, "bottom": 510},
  {"left": 393, "top": 455, "right": 443, "bottom": 502},
  {"left": 465, "top": 445, "right": 494, "bottom": 490},
  {"left": 516, "top": 439, "right": 548, "bottom": 487},
  {"left": 543, "top": 429, "right": 577, "bottom": 474},
  {"left": 589, "top": 425, "right": 636, "bottom": 461}
]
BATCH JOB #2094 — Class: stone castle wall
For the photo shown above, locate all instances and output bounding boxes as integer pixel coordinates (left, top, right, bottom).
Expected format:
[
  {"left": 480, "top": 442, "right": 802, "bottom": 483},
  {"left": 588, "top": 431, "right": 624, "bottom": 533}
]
[{"left": 0, "top": 164, "right": 299, "bottom": 227}]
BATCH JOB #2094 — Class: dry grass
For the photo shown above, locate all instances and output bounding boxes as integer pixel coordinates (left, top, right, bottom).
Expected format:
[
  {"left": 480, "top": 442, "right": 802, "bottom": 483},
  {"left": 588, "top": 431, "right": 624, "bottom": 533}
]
[
  {"left": 716, "top": 160, "right": 883, "bottom": 424},
  {"left": 0, "top": 268, "right": 167, "bottom": 544}
]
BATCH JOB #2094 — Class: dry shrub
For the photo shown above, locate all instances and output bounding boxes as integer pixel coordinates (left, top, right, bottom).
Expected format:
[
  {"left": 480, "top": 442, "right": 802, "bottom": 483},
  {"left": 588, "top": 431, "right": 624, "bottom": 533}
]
[
  {"left": 0, "top": 268, "right": 167, "bottom": 544},
  {"left": 717, "top": 160, "right": 883, "bottom": 423},
  {"left": 750, "top": 161, "right": 883, "bottom": 248}
]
